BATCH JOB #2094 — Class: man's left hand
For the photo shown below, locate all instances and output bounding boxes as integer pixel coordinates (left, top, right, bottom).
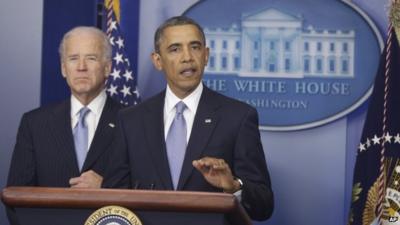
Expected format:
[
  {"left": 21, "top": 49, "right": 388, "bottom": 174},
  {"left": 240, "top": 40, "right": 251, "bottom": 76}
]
[
  {"left": 69, "top": 170, "right": 103, "bottom": 188},
  {"left": 192, "top": 157, "right": 241, "bottom": 193}
]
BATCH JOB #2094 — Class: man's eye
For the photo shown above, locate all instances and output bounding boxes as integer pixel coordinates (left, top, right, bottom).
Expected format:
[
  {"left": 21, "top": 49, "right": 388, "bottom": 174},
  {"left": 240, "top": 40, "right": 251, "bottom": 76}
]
[
  {"left": 87, "top": 56, "right": 98, "bottom": 61},
  {"left": 168, "top": 46, "right": 180, "bottom": 53},
  {"left": 67, "top": 57, "right": 78, "bottom": 62},
  {"left": 192, "top": 45, "right": 201, "bottom": 50}
]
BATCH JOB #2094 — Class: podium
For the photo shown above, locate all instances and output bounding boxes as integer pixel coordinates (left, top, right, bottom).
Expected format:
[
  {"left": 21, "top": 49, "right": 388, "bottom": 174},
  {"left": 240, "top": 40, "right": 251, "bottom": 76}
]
[{"left": 1, "top": 187, "right": 252, "bottom": 225}]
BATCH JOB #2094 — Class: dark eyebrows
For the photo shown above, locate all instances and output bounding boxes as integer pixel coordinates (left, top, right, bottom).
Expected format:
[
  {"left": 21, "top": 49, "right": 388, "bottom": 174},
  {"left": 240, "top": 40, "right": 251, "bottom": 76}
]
[
  {"left": 166, "top": 40, "right": 203, "bottom": 50},
  {"left": 190, "top": 40, "right": 203, "bottom": 46}
]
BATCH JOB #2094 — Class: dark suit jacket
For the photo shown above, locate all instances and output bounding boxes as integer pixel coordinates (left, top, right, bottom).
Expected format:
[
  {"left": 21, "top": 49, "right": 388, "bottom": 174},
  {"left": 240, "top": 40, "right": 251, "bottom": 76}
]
[
  {"left": 7, "top": 96, "right": 123, "bottom": 187},
  {"left": 104, "top": 86, "right": 274, "bottom": 220}
]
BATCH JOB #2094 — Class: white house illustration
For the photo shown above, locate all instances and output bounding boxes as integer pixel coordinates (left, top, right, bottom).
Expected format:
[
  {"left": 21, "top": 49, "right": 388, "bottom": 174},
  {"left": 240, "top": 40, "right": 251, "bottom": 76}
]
[{"left": 204, "top": 8, "right": 355, "bottom": 78}]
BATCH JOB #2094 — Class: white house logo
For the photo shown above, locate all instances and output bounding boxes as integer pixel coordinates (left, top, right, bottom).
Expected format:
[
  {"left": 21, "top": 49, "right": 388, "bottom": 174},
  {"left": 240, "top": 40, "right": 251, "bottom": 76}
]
[{"left": 185, "top": 0, "right": 383, "bottom": 131}]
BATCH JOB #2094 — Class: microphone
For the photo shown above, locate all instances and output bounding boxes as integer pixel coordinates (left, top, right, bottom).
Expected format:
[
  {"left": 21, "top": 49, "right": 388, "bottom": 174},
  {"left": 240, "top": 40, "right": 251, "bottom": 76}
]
[{"left": 133, "top": 181, "right": 140, "bottom": 189}]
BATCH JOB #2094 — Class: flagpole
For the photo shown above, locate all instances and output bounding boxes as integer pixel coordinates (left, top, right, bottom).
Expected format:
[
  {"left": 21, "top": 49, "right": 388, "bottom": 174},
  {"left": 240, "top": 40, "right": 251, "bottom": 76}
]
[
  {"left": 96, "top": 1, "right": 105, "bottom": 30},
  {"left": 377, "top": 17, "right": 394, "bottom": 225}
]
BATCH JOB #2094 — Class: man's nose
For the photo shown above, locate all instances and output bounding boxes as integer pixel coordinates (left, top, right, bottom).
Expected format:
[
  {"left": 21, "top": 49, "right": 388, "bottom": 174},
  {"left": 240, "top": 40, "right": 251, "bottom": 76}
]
[
  {"left": 181, "top": 48, "right": 193, "bottom": 62},
  {"left": 77, "top": 59, "right": 87, "bottom": 70}
]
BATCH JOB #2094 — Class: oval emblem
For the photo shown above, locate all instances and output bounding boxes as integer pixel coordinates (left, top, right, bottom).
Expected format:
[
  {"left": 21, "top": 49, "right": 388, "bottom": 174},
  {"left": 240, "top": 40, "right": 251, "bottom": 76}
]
[
  {"left": 185, "top": 0, "right": 383, "bottom": 131},
  {"left": 85, "top": 205, "right": 143, "bottom": 225}
]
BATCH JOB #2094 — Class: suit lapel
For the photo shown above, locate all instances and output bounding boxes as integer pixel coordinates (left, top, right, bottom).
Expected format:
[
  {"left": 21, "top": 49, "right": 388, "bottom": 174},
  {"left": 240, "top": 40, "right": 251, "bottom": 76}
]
[
  {"left": 50, "top": 101, "right": 80, "bottom": 175},
  {"left": 178, "top": 87, "right": 220, "bottom": 189},
  {"left": 82, "top": 97, "right": 120, "bottom": 171},
  {"left": 143, "top": 92, "right": 174, "bottom": 189}
]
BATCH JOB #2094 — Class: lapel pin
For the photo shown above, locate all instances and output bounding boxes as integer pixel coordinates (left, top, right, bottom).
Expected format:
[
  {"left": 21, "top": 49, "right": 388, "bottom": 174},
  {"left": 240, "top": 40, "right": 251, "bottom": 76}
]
[
  {"left": 205, "top": 118, "right": 212, "bottom": 123},
  {"left": 108, "top": 123, "right": 115, "bottom": 128}
]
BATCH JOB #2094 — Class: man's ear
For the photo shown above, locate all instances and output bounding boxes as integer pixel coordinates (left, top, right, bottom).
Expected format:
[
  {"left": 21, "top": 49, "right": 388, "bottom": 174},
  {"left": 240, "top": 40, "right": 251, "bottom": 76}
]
[
  {"left": 151, "top": 52, "right": 163, "bottom": 71},
  {"left": 104, "top": 60, "right": 112, "bottom": 77},
  {"left": 205, "top": 47, "right": 210, "bottom": 66},
  {"left": 61, "top": 61, "right": 67, "bottom": 78}
]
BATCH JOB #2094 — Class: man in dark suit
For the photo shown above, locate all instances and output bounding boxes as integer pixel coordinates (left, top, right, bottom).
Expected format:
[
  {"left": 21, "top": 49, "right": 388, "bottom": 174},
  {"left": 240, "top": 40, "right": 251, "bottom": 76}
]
[
  {"left": 7, "top": 26, "right": 122, "bottom": 188},
  {"left": 102, "top": 16, "right": 273, "bottom": 221}
]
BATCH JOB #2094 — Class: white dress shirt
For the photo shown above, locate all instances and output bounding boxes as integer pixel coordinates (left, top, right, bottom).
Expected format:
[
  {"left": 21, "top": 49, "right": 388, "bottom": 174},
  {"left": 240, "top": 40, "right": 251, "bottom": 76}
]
[
  {"left": 71, "top": 90, "right": 107, "bottom": 151},
  {"left": 164, "top": 83, "right": 203, "bottom": 142}
]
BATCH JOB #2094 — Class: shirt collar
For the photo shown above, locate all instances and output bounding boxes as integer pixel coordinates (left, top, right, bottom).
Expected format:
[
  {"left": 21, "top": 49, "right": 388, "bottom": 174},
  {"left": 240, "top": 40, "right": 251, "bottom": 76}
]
[
  {"left": 71, "top": 90, "right": 107, "bottom": 117},
  {"left": 165, "top": 82, "right": 203, "bottom": 114}
]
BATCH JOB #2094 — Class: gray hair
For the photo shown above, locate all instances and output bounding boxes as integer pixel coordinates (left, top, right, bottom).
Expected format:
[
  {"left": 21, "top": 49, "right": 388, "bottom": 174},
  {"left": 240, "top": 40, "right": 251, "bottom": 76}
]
[
  {"left": 154, "top": 16, "right": 206, "bottom": 53},
  {"left": 59, "top": 26, "right": 112, "bottom": 61}
]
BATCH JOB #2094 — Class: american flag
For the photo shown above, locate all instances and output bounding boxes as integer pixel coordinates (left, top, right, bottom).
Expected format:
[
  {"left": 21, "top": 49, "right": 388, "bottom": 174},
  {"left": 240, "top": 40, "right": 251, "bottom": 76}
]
[
  {"left": 347, "top": 25, "right": 400, "bottom": 225},
  {"left": 104, "top": 0, "right": 140, "bottom": 106}
]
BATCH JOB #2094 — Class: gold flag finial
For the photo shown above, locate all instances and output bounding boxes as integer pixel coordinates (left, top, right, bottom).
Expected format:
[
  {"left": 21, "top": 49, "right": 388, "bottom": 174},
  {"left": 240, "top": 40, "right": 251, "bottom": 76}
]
[
  {"left": 105, "top": 0, "right": 121, "bottom": 23},
  {"left": 390, "top": 0, "right": 400, "bottom": 41}
]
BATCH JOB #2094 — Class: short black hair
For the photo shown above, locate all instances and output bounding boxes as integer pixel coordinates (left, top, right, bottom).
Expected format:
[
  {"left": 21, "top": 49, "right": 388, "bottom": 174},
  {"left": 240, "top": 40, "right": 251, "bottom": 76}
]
[{"left": 154, "top": 16, "right": 206, "bottom": 53}]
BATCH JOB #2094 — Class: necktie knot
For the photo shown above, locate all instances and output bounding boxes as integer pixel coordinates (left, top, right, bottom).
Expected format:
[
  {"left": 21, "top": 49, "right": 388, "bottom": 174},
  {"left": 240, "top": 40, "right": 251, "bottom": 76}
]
[
  {"left": 175, "top": 101, "right": 186, "bottom": 115},
  {"left": 77, "top": 107, "right": 90, "bottom": 127}
]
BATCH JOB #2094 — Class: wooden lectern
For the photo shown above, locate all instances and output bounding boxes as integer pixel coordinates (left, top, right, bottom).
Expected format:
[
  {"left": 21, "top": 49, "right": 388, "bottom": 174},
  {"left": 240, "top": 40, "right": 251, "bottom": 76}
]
[{"left": 1, "top": 187, "right": 252, "bottom": 225}]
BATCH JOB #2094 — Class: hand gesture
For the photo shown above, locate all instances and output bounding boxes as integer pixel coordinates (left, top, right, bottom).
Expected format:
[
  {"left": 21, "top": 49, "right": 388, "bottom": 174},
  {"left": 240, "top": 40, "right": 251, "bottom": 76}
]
[{"left": 192, "top": 157, "right": 240, "bottom": 193}]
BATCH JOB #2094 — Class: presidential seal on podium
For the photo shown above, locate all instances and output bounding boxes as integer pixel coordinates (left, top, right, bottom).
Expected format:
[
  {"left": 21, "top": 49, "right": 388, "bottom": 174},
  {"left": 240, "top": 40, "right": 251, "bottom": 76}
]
[{"left": 85, "top": 205, "right": 143, "bottom": 225}]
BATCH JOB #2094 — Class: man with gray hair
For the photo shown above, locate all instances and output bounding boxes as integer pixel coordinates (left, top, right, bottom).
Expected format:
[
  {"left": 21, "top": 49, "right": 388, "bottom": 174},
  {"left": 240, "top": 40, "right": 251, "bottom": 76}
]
[{"left": 7, "top": 26, "right": 122, "bottom": 189}]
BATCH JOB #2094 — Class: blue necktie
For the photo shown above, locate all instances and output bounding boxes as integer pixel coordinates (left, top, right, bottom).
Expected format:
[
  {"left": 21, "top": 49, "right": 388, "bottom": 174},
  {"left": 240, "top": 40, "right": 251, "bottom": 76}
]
[
  {"left": 166, "top": 101, "right": 187, "bottom": 189},
  {"left": 73, "top": 107, "right": 90, "bottom": 171}
]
